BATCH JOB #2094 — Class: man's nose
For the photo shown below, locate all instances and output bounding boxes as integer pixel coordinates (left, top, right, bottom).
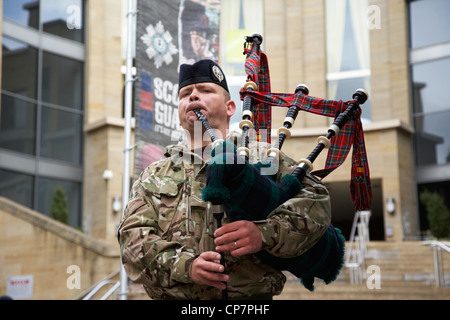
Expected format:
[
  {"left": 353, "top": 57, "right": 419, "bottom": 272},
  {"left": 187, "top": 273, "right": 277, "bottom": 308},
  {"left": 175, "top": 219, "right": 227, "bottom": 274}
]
[{"left": 189, "top": 90, "right": 200, "bottom": 101}]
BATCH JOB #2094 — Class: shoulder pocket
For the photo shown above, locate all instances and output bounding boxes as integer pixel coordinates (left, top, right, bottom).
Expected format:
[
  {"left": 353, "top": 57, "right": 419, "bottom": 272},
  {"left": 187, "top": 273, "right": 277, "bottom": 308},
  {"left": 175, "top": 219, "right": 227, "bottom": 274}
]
[{"left": 142, "top": 175, "right": 184, "bottom": 197}]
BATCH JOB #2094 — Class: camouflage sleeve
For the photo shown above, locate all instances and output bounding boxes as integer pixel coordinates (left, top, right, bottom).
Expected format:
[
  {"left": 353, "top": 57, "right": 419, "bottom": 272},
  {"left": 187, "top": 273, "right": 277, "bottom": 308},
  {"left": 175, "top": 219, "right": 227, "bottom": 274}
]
[
  {"left": 254, "top": 175, "right": 331, "bottom": 258},
  {"left": 117, "top": 173, "right": 196, "bottom": 288}
]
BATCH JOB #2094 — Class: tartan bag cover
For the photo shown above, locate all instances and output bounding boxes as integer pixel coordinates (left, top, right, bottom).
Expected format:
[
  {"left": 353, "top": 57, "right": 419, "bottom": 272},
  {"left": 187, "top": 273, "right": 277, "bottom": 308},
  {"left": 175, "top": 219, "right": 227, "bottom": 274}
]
[{"left": 240, "top": 41, "right": 372, "bottom": 211}]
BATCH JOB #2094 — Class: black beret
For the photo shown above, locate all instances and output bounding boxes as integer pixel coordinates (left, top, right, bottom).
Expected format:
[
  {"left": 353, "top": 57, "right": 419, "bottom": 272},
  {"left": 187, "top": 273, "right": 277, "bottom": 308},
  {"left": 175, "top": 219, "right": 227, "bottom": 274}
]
[{"left": 179, "top": 59, "right": 229, "bottom": 93}]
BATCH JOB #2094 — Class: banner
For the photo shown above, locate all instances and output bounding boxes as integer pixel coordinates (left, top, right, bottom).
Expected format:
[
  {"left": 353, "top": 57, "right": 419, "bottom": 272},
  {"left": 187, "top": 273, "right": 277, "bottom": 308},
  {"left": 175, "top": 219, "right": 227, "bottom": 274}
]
[{"left": 134, "top": 0, "right": 221, "bottom": 177}]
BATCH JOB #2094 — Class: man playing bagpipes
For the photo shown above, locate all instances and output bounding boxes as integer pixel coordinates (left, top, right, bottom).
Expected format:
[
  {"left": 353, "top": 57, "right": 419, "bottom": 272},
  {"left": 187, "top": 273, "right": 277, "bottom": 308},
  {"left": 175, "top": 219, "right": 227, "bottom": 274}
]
[{"left": 118, "top": 45, "right": 371, "bottom": 299}]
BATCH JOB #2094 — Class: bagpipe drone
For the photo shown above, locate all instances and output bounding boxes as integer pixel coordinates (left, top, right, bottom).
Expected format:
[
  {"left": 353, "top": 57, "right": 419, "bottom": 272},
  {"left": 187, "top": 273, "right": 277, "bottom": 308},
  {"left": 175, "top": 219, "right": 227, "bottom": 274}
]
[{"left": 196, "top": 34, "right": 372, "bottom": 297}]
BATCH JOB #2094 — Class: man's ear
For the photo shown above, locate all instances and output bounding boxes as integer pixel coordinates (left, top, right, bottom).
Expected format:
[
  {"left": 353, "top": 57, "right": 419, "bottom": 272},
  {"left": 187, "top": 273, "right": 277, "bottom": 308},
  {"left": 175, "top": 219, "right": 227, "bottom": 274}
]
[{"left": 226, "top": 99, "right": 236, "bottom": 118}]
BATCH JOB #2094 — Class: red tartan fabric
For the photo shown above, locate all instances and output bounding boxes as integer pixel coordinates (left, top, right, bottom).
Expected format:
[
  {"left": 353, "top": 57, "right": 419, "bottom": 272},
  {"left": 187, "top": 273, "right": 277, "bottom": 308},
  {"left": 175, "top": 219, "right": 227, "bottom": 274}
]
[
  {"left": 243, "top": 44, "right": 272, "bottom": 143},
  {"left": 240, "top": 45, "right": 372, "bottom": 211}
]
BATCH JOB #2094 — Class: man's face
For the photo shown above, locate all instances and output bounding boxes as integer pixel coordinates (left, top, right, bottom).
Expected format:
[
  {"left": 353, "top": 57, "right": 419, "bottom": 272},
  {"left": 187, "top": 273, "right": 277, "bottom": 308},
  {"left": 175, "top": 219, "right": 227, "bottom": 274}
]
[{"left": 178, "top": 82, "right": 235, "bottom": 140}]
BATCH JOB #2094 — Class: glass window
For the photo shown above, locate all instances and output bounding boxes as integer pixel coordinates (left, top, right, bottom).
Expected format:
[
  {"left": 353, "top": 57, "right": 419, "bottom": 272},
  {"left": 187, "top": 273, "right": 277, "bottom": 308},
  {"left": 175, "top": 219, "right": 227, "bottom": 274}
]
[
  {"left": 220, "top": 0, "right": 264, "bottom": 77},
  {"left": 414, "top": 110, "right": 450, "bottom": 166},
  {"left": 37, "top": 177, "right": 81, "bottom": 228},
  {"left": 325, "top": 0, "right": 371, "bottom": 122},
  {"left": 41, "top": 0, "right": 84, "bottom": 43},
  {"left": 42, "top": 51, "right": 83, "bottom": 110},
  {"left": 0, "top": 169, "right": 34, "bottom": 208},
  {"left": 412, "top": 57, "right": 450, "bottom": 166},
  {"left": 411, "top": 57, "right": 450, "bottom": 114},
  {"left": 1, "top": 0, "right": 85, "bottom": 229},
  {"left": 2, "top": 0, "right": 39, "bottom": 30},
  {"left": 40, "top": 106, "right": 83, "bottom": 164},
  {"left": 339, "top": 4, "right": 362, "bottom": 72},
  {"left": 0, "top": 94, "right": 37, "bottom": 155},
  {"left": 326, "top": 0, "right": 370, "bottom": 74},
  {"left": 409, "top": 0, "right": 450, "bottom": 49},
  {"left": 219, "top": 0, "right": 264, "bottom": 128},
  {"left": 1, "top": 36, "right": 38, "bottom": 99},
  {"left": 327, "top": 76, "right": 372, "bottom": 123}
]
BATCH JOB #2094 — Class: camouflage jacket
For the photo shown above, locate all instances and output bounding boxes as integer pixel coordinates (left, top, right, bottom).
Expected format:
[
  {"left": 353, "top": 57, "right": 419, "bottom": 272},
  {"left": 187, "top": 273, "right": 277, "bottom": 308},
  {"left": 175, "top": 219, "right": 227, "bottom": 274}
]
[{"left": 117, "top": 133, "right": 331, "bottom": 300}]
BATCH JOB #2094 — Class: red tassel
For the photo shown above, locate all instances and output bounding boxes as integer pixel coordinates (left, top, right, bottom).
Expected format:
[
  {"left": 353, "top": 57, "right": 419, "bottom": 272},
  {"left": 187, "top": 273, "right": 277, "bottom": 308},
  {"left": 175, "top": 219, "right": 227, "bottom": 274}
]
[
  {"left": 352, "top": 181, "right": 372, "bottom": 211},
  {"left": 351, "top": 165, "right": 372, "bottom": 211}
]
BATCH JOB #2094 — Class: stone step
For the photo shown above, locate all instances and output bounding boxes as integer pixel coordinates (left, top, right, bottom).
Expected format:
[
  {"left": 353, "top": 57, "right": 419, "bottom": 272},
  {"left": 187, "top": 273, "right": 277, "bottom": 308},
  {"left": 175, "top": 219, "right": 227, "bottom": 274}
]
[
  {"left": 276, "top": 277, "right": 450, "bottom": 300},
  {"left": 275, "top": 240, "right": 450, "bottom": 300}
]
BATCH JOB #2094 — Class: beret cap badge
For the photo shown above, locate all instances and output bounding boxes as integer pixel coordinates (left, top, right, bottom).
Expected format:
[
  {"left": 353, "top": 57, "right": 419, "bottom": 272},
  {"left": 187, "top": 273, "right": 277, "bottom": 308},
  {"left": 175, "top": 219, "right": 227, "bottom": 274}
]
[{"left": 212, "top": 65, "right": 224, "bottom": 83}]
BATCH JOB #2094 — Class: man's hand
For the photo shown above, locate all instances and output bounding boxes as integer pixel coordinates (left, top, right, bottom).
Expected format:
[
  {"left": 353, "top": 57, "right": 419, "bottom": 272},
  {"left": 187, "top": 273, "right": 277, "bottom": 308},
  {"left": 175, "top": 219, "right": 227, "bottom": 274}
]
[
  {"left": 214, "top": 220, "right": 263, "bottom": 257},
  {"left": 190, "top": 251, "right": 229, "bottom": 290}
]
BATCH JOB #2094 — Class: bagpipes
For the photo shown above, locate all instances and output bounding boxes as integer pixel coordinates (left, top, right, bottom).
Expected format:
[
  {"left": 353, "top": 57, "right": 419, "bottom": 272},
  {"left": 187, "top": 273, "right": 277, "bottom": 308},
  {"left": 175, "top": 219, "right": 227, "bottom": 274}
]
[{"left": 197, "top": 34, "right": 372, "bottom": 297}]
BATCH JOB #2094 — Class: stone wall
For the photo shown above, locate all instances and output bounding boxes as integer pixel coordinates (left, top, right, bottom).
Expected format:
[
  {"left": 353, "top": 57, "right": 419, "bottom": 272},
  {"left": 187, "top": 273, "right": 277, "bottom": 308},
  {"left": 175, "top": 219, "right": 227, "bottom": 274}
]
[{"left": 0, "top": 197, "right": 120, "bottom": 300}]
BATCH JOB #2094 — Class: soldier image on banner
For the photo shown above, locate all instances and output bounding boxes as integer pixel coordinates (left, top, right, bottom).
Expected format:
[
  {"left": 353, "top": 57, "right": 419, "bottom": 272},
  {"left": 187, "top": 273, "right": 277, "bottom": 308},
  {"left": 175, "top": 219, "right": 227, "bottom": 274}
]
[
  {"left": 134, "top": 0, "right": 220, "bottom": 178},
  {"left": 179, "top": 0, "right": 220, "bottom": 64}
]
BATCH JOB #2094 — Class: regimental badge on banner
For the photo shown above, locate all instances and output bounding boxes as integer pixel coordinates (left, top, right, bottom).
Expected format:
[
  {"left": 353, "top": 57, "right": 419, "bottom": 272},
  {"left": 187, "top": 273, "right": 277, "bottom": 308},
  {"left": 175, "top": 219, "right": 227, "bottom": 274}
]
[{"left": 141, "top": 21, "right": 178, "bottom": 69}]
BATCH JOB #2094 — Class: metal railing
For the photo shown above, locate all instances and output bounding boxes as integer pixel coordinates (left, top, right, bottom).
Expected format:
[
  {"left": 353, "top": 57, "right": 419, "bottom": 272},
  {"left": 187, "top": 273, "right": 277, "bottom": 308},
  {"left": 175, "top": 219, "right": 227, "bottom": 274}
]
[
  {"left": 345, "top": 210, "right": 371, "bottom": 284},
  {"left": 82, "top": 280, "right": 120, "bottom": 300},
  {"left": 422, "top": 240, "right": 450, "bottom": 287},
  {"left": 74, "top": 269, "right": 122, "bottom": 300}
]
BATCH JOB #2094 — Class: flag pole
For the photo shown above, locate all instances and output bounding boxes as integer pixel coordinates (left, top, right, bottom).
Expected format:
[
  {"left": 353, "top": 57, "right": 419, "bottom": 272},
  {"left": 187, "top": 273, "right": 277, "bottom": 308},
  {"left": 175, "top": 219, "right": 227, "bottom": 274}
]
[{"left": 118, "top": 0, "right": 136, "bottom": 301}]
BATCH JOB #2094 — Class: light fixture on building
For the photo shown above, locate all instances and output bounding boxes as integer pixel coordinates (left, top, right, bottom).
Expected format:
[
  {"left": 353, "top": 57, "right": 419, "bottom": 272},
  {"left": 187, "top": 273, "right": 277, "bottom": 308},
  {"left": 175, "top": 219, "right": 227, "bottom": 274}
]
[
  {"left": 102, "top": 169, "right": 114, "bottom": 181},
  {"left": 112, "top": 196, "right": 122, "bottom": 213},
  {"left": 386, "top": 197, "right": 395, "bottom": 215}
]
